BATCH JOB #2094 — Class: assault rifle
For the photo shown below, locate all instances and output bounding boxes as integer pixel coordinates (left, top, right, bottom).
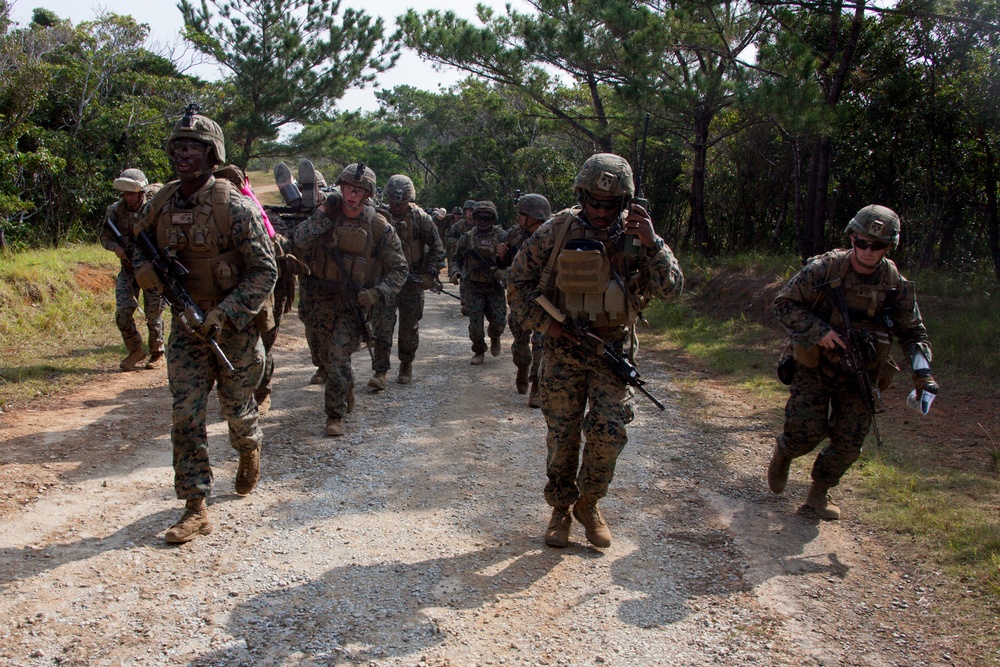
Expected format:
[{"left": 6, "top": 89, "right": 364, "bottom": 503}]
[
  {"left": 134, "top": 230, "right": 234, "bottom": 372},
  {"left": 465, "top": 246, "right": 504, "bottom": 285},
  {"left": 821, "top": 278, "right": 884, "bottom": 447},
  {"left": 324, "top": 244, "right": 375, "bottom": 361},
  {"left": 535, "top": 295, "right": 666, "bottom": 411},
  {"left": 104, "top": 218, "right": 133, "bottom": 271},
  {"left": 407, "top": 272, "right": 461, "bottom": 300}
]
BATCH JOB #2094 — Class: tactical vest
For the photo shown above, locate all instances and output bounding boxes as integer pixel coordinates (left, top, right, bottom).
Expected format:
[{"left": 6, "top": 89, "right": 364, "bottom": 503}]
[
  {"left": 541, "top": 208, "right": 636, "bottom": 329},
  {"left": 306, "top": 205, "right": 390, "bottom": 288},
  {"left": 111, "top": 200, "right": 144, "bottom": 244},
  {"left": 145, "top": 177, "right": 245, "bottom": 306},
  {"left": 394, "top": 203, "right": 426, "bottom": 269},
  {"left": 466, "top": 227, "right": 503, "bottom": 284},
  {"left": 792, "top": 249, "right": 902, "bottom": 389}
]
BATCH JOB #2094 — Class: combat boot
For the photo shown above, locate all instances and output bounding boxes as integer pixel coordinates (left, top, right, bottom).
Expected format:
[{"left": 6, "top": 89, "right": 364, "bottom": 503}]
[
  {"left": 325, "top": 417, "right": 344, "bottom": 437},
  {"left": 119, "top": 348, "right": 147, "bottom": 371},
  {"left": 470, "top": 353, "right": 485, "bottom": 366},
  {"left": 515, "top": 367, "right": 529, "bottom": 394},
  {"left": 528, "top": 381, "right": 541, "bottom": 409},
  {"left": 164, "top": 498, "right": 212, "bottom": 544},
  {"left": 544, "top": 507, "right": 572, "bottom": 548},
  {"left": 310, "top": 367, "right": 327, "bottom": 385},
  {"left": 235, "top": 447, "right": 260, "bottom": 495},
  {"left": 397, "top": 362, "right": 413, "bottom": 384},
  {"left": 802, "top": 481, "right": 841, "bottom": 520},
  {"left": 368, "top": 371, "right": 388, "bottom": 390},
  {"left": 573, "top": 495, "right": 612, "bottom": 548},
  {"left": 767, "top": 440, "right": 792, "bottom": 494},
  {"left": 346, "top": 383, "right": 355, "bottom": 413},
  {"left": 490, "top": 337, "right": 502, "bottom": 357},
  {"left": 145, "top": 352, "right": 165, "bottom": 370}
]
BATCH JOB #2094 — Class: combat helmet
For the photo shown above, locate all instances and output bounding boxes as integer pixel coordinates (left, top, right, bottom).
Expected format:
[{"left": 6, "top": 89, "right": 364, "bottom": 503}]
[
  {"left": 114, "top": 168, "right": 148, "bottom": 193},
  {"left": 463, "top": 199, "right": 477, "bottom": 211},
  {"left": 384, "top": 174, "right": 416, "bottom": 204},
  {"left": 574, "top": 153, "right": 634, "bottom": 203},
  {"left": 516, "top": 193, "right": 551, "bottom": 222},
  {"left": 844, "top": 205, "right": 900, "bottom": 250},
  {"left": 473, "top": 200, "right": 498, "bottom": 228},
  {"left": 335, "top": 162, "right": 377, "bottom": 197},
  {"left": 166, "top": 103, "right": 226, "bottom": 165}
]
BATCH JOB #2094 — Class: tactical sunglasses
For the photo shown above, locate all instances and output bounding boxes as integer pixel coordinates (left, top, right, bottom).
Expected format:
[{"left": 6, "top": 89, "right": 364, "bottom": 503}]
[
  {"left": 583, "top": 192, "right": 624, "bottom": 211},
  {"left": 853, "top": 237, "right": 889, "bottom": 251},
  {"left": 473, "top": 213, "right": 494, "bottom": 222}
]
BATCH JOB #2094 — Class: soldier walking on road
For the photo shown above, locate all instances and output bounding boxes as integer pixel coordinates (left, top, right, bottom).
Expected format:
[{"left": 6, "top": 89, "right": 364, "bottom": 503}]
[
  {"left": 101, "top": 169, "right": 166, "bottom": 371},
  {"left": 369, "top": 174, "right": 445, "bottom": 388},
  {"left": 508, "top": 154, "right": 683, "bottom": 549},
  {"left": 768, "top": 205, "right": 938, "bottom": 520},
  {"left": 447, "top": 200, "right": 477, "bottom": 314},
  {"left": 497, "top": 194, "right": 551, "bottom": 407},
  {"left": 292, "top": 163, "right": 407, "bottom": 437},
  {"left": 133, "top": 108, "right": 277, "bottom": 544},
  {"left": 454, "top": 201, "right": 508, "bottom": 365}
]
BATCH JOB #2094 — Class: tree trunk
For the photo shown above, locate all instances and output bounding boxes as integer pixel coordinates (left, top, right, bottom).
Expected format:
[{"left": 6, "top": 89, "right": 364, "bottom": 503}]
[
  {"left": 688, "top": 107, "right": 715, "bottom": 256},
  {"left": 984, "top": 138, "right": 999, "bottom": 281}
]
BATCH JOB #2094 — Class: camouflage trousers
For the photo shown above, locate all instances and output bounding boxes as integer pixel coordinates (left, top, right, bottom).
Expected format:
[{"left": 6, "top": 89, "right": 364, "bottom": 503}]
[
  {"left": 509, "top": 311, "right": 542, "bottom": 380},
  {"left": 297, "top": 278, "right": 327, "bottom": 372},
  {"left": 540, "top": 337, "right": 635, "bottom": 508},
  {"left": 371, "top": 281, "right": 425, "bottom": 373},
  {"left": 465, "top": 281, "right": 507, "bottom": 353},
  {"left": 776, "top": 363, "right": 871, "bottom": 487},
  {"left": 301, "top": 287, "right": 361, "bottom": 420},
  {"left": 115, "top": 269, "right": 165, "bottom": 354},
  {"left": 167, "top": 316, "right": 265, "bottom": 500},
  {"left": 257, "top": 283, "right": 292, "bottom": 401}
]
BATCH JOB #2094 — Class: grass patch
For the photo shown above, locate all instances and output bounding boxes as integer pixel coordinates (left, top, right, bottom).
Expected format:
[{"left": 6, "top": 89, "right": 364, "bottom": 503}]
[{"left": 0, "top": 244, "right": 135, "bottom": 410}]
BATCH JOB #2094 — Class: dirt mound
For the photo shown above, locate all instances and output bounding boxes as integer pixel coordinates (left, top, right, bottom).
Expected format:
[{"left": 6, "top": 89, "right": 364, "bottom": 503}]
[
  {"left": 691, "top": 266, "right": 787, "bottom": 326},
  {"left": 73, "top": 264, "right": 115, "bottom": 293}
]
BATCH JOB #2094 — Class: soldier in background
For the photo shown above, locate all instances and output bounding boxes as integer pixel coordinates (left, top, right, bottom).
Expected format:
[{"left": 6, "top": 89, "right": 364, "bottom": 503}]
[
  {"left": 101, "top": 169, "right": 165, "bottom": 371},
  {"left": 768, "top": 205, "right": 937, "bottom": 520},
  {"left": 369, "top": 175, "right": 445, "bottom": 388},
  {"left": 508, "top": 153, "right": 683, "bottom": 549},
  {"left": 133, "top": 109, "right": 277, "bottom": 543},
  {"left": 447, "top": 200, "right": 477, "bottom": 314},
  {"left": 454, "top": 201, "right": 507, "bottom": 365},
  {"left": 292, "top": 164, "right": 407, "bottom": 437},
  {"left": 497, "top": 194, "right": 551, "bottom": 407}
]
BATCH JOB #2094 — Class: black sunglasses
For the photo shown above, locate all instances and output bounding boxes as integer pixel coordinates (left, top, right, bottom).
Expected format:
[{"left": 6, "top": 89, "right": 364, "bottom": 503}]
[
  {"left": 473, "top": 213, "right": 493, "bottom": 222},
  {"left": 853, "top": 237, "right": 889, "bottom": 251},
  {"left": 584, "top": 193, "right": 624, "bottom": 211}
]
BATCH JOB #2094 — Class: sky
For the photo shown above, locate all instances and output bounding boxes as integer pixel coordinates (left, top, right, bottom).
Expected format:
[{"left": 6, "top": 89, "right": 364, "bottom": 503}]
[{"left": 6, "top": 0, "right": 532, "bottom": 112}]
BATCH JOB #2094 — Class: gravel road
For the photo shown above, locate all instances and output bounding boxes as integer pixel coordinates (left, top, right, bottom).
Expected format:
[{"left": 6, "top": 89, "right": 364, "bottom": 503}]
[{"left": 0, "top": 292, "right": 972, "bottom": 666}]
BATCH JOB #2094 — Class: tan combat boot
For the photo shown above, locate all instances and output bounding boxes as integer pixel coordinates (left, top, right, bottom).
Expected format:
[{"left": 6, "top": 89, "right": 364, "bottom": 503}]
[
  {"left": 470, "top": 353, "right": 485, "bottom": 366},
  {"left": 346, "top": 383, "right": 355, "bottom": 413},
  {"left": 235, "top": 447, "right": 260, "bottom": 495},
  {"left": 767, "top": 440, "right": 792, "bottom": 494},
  {"left": 802, "top": 481, "right": 841, "bottom": 520},
  {"left": 490, "top": 337, "right": 502, "bottom": 357},
  {"left": 397, "top": 362, "right": 413, "bottom": 384},
  {"left": 145, "top": 352, "right": 165, "bottom": 370},
  {"left": 120, "top": 348, "right": 147, "bottom": 371},
  {"left": 515, "top": 367, "right": 529, "bottom": 394},
  {"left": 528, "top": 381, "right": 541, "bottom": 409},
  {"left": 310, "top": 367, "right": 327, "bottom": 385},
  {"left": 544, "top": 507, "right": 572, "bottom": 548},
  {"left": 573, "top": 495, "right": 612, "bottom": 548},
  {"left": 164, "top": 498, "right": 212, "bottom": 544},
  {"left": 368, "top": 371, "right": 388, "bottom": 390},
  {"left": 325, "top": 417, "right": 344, "bottom": 437}
]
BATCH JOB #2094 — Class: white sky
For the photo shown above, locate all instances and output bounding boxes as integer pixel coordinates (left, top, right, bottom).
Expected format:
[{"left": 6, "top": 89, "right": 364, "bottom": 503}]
[{"left": 6, "top": 0, "right": 532, "bottom": 112}]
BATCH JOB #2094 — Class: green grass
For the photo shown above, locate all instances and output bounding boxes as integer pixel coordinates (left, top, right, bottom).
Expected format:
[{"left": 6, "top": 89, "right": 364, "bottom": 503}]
[{"left": 0, "top": 244, "right": 131, "bottom": 410}]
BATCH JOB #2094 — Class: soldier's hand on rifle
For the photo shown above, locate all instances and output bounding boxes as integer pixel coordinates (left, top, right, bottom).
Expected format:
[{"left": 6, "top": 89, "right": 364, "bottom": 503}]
[
  {"left": 449, "top": 274, "right": 460, "bottom": 285},
  {"left": 913, "top": 370, "right": 939, "bottom": 398},
  {"left": 114, "top": 245, "right": 128, "bottom": 261},
  {"left": 624, "top": 203, "right": 656, "bottom": 247},
  {"left": 135, "top": 263, "right": 163, "bottom": 292},
  {"left": 321, "top": 190, "right": 343, "bottom": 219},
  {"left": 200, "top": 308, "right": 227, "bottom": 342},
  {"left": 545, "top": 319, "right": 580, "bottom": 345},
  {"left": 420, "top": 274, "right": 436, "bottom": 290},
  {"left": 818, "top": 329, "right": 846, "bottom": 350},
  {"left": 496, "top": 242, "right": 509, "bottom": 261},
  {"left": 357, "top": 289, "right": 379, "bottom": 308}
]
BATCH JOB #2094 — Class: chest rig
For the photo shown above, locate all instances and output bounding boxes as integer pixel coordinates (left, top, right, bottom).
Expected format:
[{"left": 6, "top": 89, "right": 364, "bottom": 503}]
[
  {"left": 394, "top": 203, "right": 425, "bottom": 269},
  {"left": 541, "top": 208, "right": 637, "bottom": 329},
  {"left": 307, "top": 205, "right": 389, "bottom": 288},
  {"left": 466, "top": 227, "right": 503, "bottom": 284},
  {"left": 147, "top": 177, "right": 245, "bottom": 304}
]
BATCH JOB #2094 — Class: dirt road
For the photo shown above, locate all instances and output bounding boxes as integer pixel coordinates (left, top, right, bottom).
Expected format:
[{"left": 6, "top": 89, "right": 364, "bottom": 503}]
[{"left": 0, "top": 293, "right": 971, "bottom": 666}]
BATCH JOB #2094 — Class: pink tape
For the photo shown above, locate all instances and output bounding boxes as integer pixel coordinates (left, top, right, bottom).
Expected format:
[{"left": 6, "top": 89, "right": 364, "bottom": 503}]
[{"left": 241, "top": 180, "right": 275, "bottom": 237}]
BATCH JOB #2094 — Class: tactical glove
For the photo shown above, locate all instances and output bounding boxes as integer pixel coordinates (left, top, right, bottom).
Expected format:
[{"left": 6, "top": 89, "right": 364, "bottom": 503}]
[
  {"left": 357, "top": 289, "right": 379, "bottom": 309},
  {"left": 322, "top": 191, "right": 343, "bottom": 219},
  {"left": 449, "top": 274, "right": 460, "bottom": 285},
  {"left": 913, "top": 369, "right": 939, "bottom": 397},
  {"left": 135, "top": 263, "right": 163, "bottom": 292},
  {"left": 420, "top": 274, "right": 436, "bottom": 290},
  {"left": 200, "top": 307, "right": 227, "bottom": 342}
]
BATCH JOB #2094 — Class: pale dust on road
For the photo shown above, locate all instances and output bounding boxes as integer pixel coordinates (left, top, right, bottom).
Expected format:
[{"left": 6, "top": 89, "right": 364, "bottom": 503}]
[{"left": 0, "top": 293, "right": 969, "bottom": 666}]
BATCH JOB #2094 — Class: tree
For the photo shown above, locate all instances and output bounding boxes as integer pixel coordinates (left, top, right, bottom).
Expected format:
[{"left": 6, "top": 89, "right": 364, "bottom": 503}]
[{"left": 179, "top": 0, "right": 400, "bottom": 167}]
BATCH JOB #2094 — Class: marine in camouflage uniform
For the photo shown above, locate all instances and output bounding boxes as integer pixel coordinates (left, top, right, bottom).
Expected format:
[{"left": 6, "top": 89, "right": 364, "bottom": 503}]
[
  {"left": 368, "top": 174, "right": 445, "bottom": 388},
  {"left": 133, "top": 107, "right": 277, "bottom": 544},
  {"left": 446, "top": 200, "right": 477, "bottom": 314},
  {"left": 101, "top": 169, "right": 165, "bottom": 371},
  {"left": 454, "top": 201, "right": 508, "bottom": 364},
  {"left": 497, "top": 194, "right": 551, "bottom": 406},
  {"left": 508, "top": 154, "right": 683, "bottom": 549},
  {"left": 293, "top": 163, "right": 408, "bottom": 437},
  {"left": 768, "top": 205, "right": 938, "bottom": 520}
]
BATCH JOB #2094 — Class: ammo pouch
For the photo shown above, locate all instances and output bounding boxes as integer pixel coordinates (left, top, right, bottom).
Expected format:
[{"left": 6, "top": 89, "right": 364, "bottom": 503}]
[
  {"left": 777, "top": 340, "right": 796, "bottom": 385},
  {"left": 255, "top": 291, "right": 276, "bottom": 332},
  {"left": 555, "top": 244, "right": 611, "bottom": 294},
  {"left": 871, "top": 330, "right": 898, "bottom": 391},
  {"left": 180, "top": 249, "right": 245, "bottom": 302}
]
